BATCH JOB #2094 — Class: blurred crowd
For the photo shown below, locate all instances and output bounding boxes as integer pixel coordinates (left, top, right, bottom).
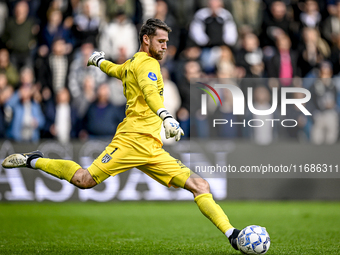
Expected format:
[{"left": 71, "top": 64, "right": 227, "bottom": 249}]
[{"left": 0, "top": 0, "right": 340, "bottom": 145}]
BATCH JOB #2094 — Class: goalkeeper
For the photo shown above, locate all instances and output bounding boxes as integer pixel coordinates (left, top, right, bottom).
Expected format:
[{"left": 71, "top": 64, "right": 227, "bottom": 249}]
[{"left": 2, "top": 18, "right": 240, "bottom": 250}]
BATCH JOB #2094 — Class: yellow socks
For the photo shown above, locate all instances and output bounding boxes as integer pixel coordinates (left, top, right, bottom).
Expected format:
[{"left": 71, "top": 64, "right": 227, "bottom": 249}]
[
  {"left": 195, "top": 193, "right": 234, "bottom": 234},
  {"left": 35, "top": 158, "right": 81, "bottom": 182}
]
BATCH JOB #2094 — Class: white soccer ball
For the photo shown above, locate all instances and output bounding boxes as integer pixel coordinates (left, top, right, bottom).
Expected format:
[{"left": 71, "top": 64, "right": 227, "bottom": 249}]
[{"left": 237, "top": 225, "right": 271, "bottom": 254}]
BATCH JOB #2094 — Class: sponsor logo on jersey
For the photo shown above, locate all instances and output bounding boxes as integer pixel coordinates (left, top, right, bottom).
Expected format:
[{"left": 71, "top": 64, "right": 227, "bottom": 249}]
[
  {"left": 148, "top": 72, "right": 157, "bottom": 81},
  {"left": 176, "top": 160, "right": 186, "bottom": 168},
  {"left": 102, "top": 154, "right": 112, "bottom": 163}
]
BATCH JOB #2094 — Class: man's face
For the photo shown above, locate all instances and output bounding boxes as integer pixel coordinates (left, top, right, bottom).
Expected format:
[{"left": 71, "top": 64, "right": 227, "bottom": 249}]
[
  {"left": 52, "top": 39, "right": 66, "bottom": 55},
  {"left": 148, "top": 29, "right": 168, "bottom": 60}
]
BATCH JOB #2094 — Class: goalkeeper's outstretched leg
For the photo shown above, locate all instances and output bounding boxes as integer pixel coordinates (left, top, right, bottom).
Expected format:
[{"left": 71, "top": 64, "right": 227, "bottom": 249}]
[
  {"left": 183, "top": 173, "right": 240, "bottom": 250},
  {"left": 1, "top": 150, "right": 97, "bottom": 189}
]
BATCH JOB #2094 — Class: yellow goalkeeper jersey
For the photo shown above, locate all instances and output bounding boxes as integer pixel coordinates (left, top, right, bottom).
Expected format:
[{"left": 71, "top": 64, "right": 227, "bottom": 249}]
[{"left": 100, "top": 52, "right": 165, "bottom": 143}]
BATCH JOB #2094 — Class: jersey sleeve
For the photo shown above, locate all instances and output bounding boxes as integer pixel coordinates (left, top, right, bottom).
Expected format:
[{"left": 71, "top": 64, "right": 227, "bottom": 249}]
[
  {"left": 135, "top": 58, "right": 165, "bottom": 115},
  {"left": 100, "top": 60, "right": 124, "bottom": 80}
]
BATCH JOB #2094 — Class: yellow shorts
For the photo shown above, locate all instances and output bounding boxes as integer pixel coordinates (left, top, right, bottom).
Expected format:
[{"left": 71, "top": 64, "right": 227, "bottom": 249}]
[{"left": 87, "top": 133, "right": 191, "bottom": 188}]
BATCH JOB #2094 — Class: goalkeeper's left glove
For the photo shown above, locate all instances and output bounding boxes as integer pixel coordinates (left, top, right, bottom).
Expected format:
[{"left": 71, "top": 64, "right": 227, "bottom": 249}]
[
  {"left": 87, "top": 51, "right": 105, "bottom": 67},
  {"left": 157, "top": 108, "right": 184, "bottom": 142}
]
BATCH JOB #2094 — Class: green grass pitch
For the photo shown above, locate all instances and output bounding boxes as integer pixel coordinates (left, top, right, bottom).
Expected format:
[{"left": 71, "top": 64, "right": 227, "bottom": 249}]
[{"left": 0, "top": 201, "right": 339, "bottom": 254}]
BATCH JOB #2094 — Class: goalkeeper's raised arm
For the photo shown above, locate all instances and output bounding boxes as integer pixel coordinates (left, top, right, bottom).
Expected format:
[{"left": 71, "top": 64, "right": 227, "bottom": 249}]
[{"left": 87, "top": 51, "right": 124, "bottom": 80}]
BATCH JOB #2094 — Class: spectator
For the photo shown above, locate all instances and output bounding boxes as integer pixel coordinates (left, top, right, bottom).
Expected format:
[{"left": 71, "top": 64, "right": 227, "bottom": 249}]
[
  {"left": 140, "top": 0, "right": 156, "bottom": 21},
  {"left": 230, "top": 0, "right": 262, "bottom": 34},
  {"left": 297, "top": 27, "right": 330, "bottom": 77},
  {"left": 73, "top": 75, "right": 97, "bottom": 120},
  {"left": 68, "top": 42, "right": 107, "bottom": 102},
  {"left": 17, "top": 65, "right": 43, "bottom": 103},
  {"left": 40, "top": 86, "right": 78, "bottom": 142},
  {"left": 105, "top": 0, "right": 136, "bottom": 22},
  {"left": 50, "top": 88, "right": 78, "bottom": 144},
  {"left": 177, "top": 60, "right": 208, "bottom": 138},
  {"left": 174, "top": 46, "right": 201, "bottom": 84},
  {"left": 236, "top": 33, "right": 264, "bottom": 78},
  {"left": 1, "top": 1, "right": 39, "bottom": 69},
  {"left": 0, "top": 0, "right": 8, "bottom": 38},
  {"left": 325, "top": 0, "right": 338, "bottom": 17},
  {"left": 7, "top": 0, "right": 41, "bottom": 18},
  {"left": 217, "top": 58, "right": 236, "bottom": 79},
  {"left": 299, "top": 0, "right": 322, "bottom": 29},
  {"left": 47, "top": 0, "right": 74, "bottom": 21},
  {"left": 330, "top": 34, "right": 340, "bottom": 75},
  {"left": 0, "top": 48, "right": 20, "bottom": 88},
  {"left": 72, "top": 0, "right": 101, "bottom": 47},
  {"left": 260, "top": 0, "right": 293, "bottom": 49},
  {"left": 0, "top": 97, "right": 6, "bottom": 138},
  {"left": 38, "top": 9, "right": 74, "bottom": 54},
  {"left": 176, "top": 61, "right": 200, "bottom": 131},
  {"left": 216, "top": 45, "right": 236, "bottom": 72},
  {"left": 36, "top": 38, "right": 70, "bottom": 101},
  {"left": 35, "top": 0, "right": 55, "bottom": 28},
  {"left": 189, "top": 0, "right": 238, "bottom": 73},
  {"left": 267, "top": 33, "right": 299, "bottom": 86},
  {"left": 19, "top": 66, "right": 36, "bottom": 88},
  {"left": 189, "top": 0, "right": 238, "bottom": 48},
  {"left": 167, "top": 0, "right": 198, "bottom": 57},
  {"left": 5, "top": 82, "right": 45, "bottom": 142},
  {"left": 35, "top": 37, "right": 70, "bottom": 140},
  {"left": 0, "top": 73, "right": 13, "bottom": 138},
  {"left": 40, "top": 85, "right": 56, "bottom": 139},
  {"left": 310, "top": 61, "right": 338, "bottom": 144},
  {"left": 80, "top": 83, "right": 121, "bottom": 140},
  {"left": 70, "top": 0, "right": 83, "bottom": 17},
  {"left": 99, "top": 11, "right": 138, "bottom": 63},
  {"left": 0, "top": 72, "right": 14, "bottom": 100},
  {"left": 322, "top": 0, "right": 340, "bottom": 46}
]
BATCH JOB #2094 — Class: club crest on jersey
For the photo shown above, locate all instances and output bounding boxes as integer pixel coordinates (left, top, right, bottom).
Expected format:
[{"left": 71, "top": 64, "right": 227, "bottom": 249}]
[
  {"left": 102, "top": 154, "right": 112, "bottom": 163},
  {"left": 148, "top": 72, "right": 157, "bottom": 81}
]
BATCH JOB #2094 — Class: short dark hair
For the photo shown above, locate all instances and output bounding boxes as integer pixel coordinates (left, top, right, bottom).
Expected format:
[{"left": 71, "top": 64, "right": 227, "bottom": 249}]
[{"left": 139, "top": 18, "right": 172, "bottom": 44}]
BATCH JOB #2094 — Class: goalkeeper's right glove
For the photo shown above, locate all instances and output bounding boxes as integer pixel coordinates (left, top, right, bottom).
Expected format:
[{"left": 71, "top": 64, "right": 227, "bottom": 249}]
[
  {"left": 87, "top": 51, "right": 105, "bottom": 67},
  {"left": 157, "top": 108, "right": 184, "bottom": 142}
]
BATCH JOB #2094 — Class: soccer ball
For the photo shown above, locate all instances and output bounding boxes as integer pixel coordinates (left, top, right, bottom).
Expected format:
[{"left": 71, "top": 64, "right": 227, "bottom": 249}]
[{"left": 237, "top": 225, "right": 270, "bottom": 254}]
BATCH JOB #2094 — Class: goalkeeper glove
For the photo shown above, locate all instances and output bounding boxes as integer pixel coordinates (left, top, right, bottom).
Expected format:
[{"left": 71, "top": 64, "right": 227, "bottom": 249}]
[
  {"left": 87, "top": 51, "right": 105, "bottom": 67},
  {"left": 157, "top": 108, "right": 184, "bottom": 142}
]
